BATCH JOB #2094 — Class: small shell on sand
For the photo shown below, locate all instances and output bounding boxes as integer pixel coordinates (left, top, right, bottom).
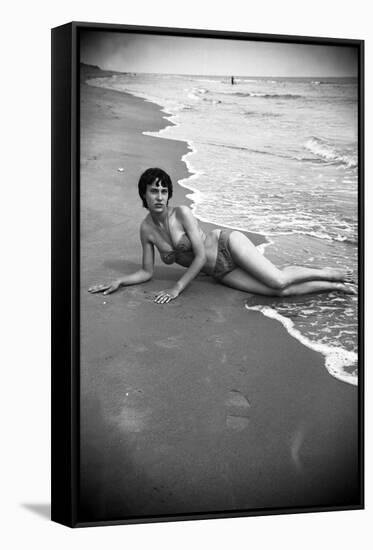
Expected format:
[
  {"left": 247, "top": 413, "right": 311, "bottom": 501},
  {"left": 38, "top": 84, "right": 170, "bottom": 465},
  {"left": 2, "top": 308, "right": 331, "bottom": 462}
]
[{"left": 117, "top": 167, "right": 124, "bottom": 172}]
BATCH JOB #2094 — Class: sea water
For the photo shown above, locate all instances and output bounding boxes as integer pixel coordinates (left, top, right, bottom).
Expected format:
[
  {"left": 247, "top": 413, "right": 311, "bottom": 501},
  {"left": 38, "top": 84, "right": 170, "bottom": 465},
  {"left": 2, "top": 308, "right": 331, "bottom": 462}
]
[{"left": 86, "top": 73, "right": 359, "bottom": 385}]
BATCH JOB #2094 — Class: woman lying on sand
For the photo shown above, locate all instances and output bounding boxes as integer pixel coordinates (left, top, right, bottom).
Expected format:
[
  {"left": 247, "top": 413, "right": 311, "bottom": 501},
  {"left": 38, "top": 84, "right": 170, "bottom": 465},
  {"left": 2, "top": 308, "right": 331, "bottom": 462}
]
[{"left": 89, "top": 167, "right": 356, "bottom": 304}]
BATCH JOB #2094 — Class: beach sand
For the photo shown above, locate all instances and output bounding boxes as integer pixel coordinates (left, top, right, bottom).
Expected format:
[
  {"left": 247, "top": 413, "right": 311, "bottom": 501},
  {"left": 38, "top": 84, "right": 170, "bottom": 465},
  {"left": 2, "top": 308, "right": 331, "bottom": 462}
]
[{"left": 79, "top": 66, "right": 360, "bottom": 522}]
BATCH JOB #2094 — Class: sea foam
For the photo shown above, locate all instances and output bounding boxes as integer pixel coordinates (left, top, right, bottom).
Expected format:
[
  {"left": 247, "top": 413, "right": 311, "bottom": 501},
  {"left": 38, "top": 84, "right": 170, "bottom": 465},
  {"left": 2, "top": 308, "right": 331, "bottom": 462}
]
[
  {"left": 245, "top": 304, "right": 358, "bottom": 386},
  {"left": 304, "top": 136, "right": 357, "bottom": 168}
]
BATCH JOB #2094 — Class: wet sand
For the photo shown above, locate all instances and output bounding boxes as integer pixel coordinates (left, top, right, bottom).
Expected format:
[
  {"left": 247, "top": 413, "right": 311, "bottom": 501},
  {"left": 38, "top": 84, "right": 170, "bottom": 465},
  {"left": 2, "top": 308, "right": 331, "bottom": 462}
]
[{"left": 79, "top": 65, "right": 360, "bottom": 523}]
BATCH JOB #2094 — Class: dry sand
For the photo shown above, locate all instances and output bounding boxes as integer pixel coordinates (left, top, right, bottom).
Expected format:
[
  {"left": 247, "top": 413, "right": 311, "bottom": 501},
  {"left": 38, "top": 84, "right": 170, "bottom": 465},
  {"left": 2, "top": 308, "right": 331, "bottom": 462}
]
[{"left": 79, "top": 66, "right": 359, "bottom": 523}]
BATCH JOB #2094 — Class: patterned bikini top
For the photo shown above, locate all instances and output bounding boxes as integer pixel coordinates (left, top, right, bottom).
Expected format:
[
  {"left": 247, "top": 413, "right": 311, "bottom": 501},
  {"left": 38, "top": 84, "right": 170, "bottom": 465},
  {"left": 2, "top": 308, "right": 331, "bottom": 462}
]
[
  {"left": 158, "top": 209, "right": 195, "bottom": 265},
  {"left": 160, "top": 233, "right": 193, "bottom": 264}
]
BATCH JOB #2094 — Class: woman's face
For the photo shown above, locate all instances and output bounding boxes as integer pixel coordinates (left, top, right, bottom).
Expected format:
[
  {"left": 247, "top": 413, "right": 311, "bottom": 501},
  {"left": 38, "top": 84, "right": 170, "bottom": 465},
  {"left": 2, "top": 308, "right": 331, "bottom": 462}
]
[{"left": 145, "top": 179, "right": 169, "bottom": 212}]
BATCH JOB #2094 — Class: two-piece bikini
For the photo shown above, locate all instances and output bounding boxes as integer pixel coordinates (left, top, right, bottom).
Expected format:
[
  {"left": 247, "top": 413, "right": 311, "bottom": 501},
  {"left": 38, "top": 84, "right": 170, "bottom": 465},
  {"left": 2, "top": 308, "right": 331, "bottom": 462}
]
[
  {"left": 159, "top": 212, "right": 236, "bottom": 281},
  {"left": 213, "top": 229, "right": 236, "bottom": 280}
]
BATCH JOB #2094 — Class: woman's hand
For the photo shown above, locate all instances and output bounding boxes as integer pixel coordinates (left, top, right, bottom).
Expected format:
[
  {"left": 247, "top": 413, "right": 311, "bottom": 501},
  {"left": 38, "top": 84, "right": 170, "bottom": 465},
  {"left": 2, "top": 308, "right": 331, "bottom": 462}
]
[
  {"left": 88, "top": 280, "right": 122, "bottom": 295},
  {"left": 153, "top": 287, "right": 180, "bottom": 304}
]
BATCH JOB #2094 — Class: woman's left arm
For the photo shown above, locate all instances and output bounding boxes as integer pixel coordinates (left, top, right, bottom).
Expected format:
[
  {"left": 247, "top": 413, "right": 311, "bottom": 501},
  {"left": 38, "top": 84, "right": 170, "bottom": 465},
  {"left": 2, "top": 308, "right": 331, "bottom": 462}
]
[{"left": 154, "top": 206, "right": 206, "bottom": 304}]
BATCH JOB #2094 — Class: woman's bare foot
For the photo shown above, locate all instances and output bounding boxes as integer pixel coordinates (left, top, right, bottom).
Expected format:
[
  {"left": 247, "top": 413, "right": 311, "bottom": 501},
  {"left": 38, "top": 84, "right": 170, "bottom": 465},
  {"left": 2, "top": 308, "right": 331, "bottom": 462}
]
[
  {"left": 338, "top": 282, "right": 358, "bottom": 295},
  {"left": 324, "top": 267, "right": 355, "bottom": 283}
]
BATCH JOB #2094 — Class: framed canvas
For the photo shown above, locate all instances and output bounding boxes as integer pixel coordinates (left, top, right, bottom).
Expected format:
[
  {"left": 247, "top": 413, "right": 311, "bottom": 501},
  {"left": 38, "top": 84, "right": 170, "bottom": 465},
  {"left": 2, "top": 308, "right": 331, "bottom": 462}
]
[{"left": 51, "top": 22, "right": 364, "bottom": 527}]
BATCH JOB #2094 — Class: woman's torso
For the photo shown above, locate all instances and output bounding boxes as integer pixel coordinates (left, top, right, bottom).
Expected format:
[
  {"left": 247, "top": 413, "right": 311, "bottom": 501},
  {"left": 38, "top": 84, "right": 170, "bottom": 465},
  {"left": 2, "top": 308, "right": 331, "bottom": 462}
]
[{"left": 144, "top": 206, "right": 220, "bottom": 274}]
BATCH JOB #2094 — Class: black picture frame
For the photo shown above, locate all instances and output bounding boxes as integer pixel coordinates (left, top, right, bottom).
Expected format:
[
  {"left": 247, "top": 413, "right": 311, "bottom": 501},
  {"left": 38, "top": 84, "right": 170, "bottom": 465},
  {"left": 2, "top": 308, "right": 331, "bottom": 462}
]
[{"left": 51, "top": 21, "right": 364, "bottom": 528}]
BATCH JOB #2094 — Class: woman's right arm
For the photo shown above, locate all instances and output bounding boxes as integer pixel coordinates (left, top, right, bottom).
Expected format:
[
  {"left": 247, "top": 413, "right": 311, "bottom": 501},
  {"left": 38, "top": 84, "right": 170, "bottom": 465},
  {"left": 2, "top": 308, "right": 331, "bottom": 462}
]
[{"left": 88, "top": 224, "right": 154, "bottom": 295}]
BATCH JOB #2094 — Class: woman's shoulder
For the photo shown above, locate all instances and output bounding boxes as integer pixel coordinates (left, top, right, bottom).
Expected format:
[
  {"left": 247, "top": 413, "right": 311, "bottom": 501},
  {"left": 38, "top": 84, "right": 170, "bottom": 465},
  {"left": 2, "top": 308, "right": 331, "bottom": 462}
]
[
  {"left": 173, "top": 204, "right": 192, "bottom": 220},
  {"left": 140, "top": 215, "right": 154, "bottom": 240}
]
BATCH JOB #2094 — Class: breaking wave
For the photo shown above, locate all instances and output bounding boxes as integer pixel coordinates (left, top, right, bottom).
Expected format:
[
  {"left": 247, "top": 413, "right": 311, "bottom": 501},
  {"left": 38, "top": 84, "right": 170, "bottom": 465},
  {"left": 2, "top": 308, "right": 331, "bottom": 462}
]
[
  {"left": 304, "top": 136, "right": 357, "bottom": 168},
  {"left": 233, "top": 92, "right": 303, "bottom": 99}
]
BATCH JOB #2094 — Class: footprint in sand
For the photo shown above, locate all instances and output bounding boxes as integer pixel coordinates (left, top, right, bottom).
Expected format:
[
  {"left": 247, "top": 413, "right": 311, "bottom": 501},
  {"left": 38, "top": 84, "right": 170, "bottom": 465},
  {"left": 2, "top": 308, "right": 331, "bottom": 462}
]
[
  {"left": 213, "top": 335, "right": 225, "bottom": 348},
  {"left": 290, "top": 425, "right": 305, "bottom": 472},
  {"left": 116, "top": 388, "right": 148, "bottom": 433},
  {"left": 225, "top": 390, "right": 251, "bottom": 431},
  {"left": 155, "top": 335, "right": 184, "bottom": 349}
]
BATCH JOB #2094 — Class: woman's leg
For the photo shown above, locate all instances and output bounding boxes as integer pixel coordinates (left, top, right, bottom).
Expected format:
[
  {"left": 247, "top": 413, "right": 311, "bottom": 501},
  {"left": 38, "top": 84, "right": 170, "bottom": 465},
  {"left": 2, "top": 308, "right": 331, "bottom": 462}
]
[
  {"left": 219, "top": 268, "right": 282, "bottom": 296},
  {"left": 220, "top": 268, "right": 357, "bottom": 296},
  {"left": 228, "top": 231, "right": 351, "bottom": 290}
]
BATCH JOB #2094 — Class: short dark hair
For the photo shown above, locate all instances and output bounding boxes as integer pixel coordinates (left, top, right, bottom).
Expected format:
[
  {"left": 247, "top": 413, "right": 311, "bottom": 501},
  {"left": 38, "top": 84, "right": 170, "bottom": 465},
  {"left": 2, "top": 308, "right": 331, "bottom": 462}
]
[{"left": 138, "top": 168, "right": 173, "bottom": 209}]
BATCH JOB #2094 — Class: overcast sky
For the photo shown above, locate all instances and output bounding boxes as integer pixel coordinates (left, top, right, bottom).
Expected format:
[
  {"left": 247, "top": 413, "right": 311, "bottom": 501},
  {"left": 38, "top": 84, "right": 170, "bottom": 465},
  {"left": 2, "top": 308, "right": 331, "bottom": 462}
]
[{"left": 80, "top": 31, "right": 358, "bottom": 78}]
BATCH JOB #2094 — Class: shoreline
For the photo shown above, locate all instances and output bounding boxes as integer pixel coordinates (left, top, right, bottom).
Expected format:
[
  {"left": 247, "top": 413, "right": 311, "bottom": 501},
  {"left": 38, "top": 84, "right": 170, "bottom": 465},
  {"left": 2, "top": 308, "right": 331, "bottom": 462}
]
[
  {"left": 142, "top": 103, "right": 269, "bottom": 240},
  {"left": 85, "top": 73, "right": 266, "bottom": 246},
  {"left": 245, "top": 304, "right": 358, "bottom": 385},
  {"left": 79, "top": 64, "right": 359, "bottom": 521}
]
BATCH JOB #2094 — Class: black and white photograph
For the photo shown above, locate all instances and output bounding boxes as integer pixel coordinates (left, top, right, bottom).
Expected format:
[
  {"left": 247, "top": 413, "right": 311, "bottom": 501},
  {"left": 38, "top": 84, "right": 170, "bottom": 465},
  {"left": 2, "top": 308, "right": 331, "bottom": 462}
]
[
  {"left": 3, "top": 0, "right": 372, "bottom": 545},
  {"left": 66, "top": 25, "right": 363, "bottom": 524}
]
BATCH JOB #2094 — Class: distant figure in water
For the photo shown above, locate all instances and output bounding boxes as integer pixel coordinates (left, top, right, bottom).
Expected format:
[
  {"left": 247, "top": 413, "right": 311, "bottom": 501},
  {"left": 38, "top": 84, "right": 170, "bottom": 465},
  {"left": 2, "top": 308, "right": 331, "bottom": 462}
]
[
  {"left": 231, "top": 76, "right": 235, "bottom": 85},
  {"left": 89, "top": 168, "right": 356, "bottom": 303}
]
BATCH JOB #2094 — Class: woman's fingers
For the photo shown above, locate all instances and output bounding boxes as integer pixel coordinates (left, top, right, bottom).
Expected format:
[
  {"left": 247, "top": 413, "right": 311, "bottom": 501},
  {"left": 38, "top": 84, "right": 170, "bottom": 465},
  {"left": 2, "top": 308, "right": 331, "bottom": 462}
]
[
  {"left": 154, "top": 292, "right": 172, "bottom": 304},
  {"left": 89, "top": 286, "right": 174, "bottom": 301},
  {"left": 88, "top": 281, "right": 121, "bottom": 294},
  {"left": 103, "top": 284, "right": 119, "bottom": 295},
  {"left": 88, "top": 284, "right": 110, "bottom": 293}
]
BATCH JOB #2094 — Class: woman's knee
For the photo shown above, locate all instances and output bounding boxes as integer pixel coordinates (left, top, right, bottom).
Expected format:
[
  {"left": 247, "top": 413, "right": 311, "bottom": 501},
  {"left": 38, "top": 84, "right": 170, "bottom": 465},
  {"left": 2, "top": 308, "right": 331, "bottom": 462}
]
[
  {"left": 268, "top": 272, "right": 288, "bottom": 290},
  {"left": 273, "top": 286, "right": 291, "bottom": 297}
]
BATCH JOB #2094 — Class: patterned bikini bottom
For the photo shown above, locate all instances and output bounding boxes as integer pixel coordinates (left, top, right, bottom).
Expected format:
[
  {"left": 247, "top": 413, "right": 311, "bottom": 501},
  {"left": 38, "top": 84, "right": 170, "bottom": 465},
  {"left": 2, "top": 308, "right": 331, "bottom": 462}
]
[{"left": 212, "top": 230, "right": 236, "bottom": 280}]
